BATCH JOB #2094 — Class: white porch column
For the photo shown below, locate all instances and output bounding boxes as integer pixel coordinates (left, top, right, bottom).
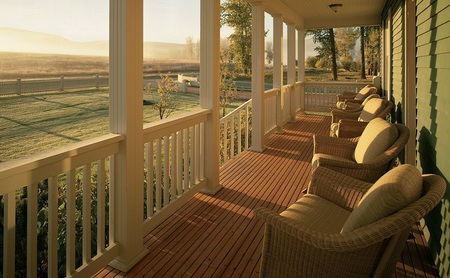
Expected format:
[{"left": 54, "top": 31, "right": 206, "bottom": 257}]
[
  {"left": 297, "top": 28, "right": 306, "bottom": 113},
  {"left": 273, "top": 14, "right": 284, "bottom": 132},
  {"left": 250, "top": 2, "right": 265, "bottom": 152},
  {"left": 109, "top": 0, "right": 148, "bottom": 271},
  {"left": 287, "top": 23, "right": 296, "bottom": 121},
  {"left": 200, "top": 0, "right": 222, "bottom": 194}
]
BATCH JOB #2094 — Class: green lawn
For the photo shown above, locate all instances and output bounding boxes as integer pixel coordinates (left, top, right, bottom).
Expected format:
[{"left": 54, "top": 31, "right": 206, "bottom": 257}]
[{"left": 0, "top": 88, "right": 245, "bottom": 162}]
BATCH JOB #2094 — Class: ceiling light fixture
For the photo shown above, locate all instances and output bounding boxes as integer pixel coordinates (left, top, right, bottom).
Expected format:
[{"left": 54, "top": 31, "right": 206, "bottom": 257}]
[{"left": 329, "top": 3, "right": 343, "bottom": 13}]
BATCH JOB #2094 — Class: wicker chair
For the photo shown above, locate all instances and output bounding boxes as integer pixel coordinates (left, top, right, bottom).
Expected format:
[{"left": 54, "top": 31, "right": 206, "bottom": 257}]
[
  {"left": 335, "top": 85, "right": 378, "bottom": 109},
  {"left": 313, "top": 118, "right": 409, "bottom": 183},
  {"left": 336, "top": 93, "right": 380, "bottom": 112},
  {"left": 254, "top": 165, "right": 446, "bottom": 278},
  {"left": 330, "top": 97, "right": 394, "bottom": 138}
]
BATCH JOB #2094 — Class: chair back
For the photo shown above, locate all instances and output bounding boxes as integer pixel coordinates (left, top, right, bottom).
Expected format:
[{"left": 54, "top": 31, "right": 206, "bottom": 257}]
[
  {"left": 355, "top": 173, "right": 446, "bottom": 277},
  {"left": 358, "top": 98, "right": 393, "bottom": 121},
  {"left": 354, "top": 85, "right": 378, "bottom": 100}
]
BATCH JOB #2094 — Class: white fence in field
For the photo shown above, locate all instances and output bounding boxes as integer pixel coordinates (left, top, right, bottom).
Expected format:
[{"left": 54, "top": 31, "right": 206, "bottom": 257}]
[{"left": 0, "top": 75, "right": 110, "bottom": 95}]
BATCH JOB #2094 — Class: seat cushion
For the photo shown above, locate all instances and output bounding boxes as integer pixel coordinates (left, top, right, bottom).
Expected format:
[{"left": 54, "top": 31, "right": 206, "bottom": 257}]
[
  {"left": 358, "top": 98, "right": 386, "bottom": 122},
  {"left": 341, "top": 164, "right": 422, "bottom": 233},
  {"left": 353, "top": 118, "right": 398, "bottom": 163},
  {"left": 281, "top": 194, "right": 351, "bottom": 233}
]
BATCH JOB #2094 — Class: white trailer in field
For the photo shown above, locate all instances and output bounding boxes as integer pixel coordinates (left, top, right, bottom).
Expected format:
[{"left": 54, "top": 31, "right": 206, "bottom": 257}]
[{"left": 178, "top": 73, "right": 200, "bottom": 87}]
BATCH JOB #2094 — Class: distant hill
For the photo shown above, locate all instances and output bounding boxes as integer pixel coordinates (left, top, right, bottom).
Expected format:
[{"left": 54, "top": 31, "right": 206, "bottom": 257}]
[
  {"left": 0, "top": 27, "right": 318, "bottom": 60},
  {"left": 0, "top": 27, "right": 188, "bottom": 59}
]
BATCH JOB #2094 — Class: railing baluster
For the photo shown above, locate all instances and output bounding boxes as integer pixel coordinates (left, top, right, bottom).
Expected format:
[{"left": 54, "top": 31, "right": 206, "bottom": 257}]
[
  {"left": 27, "top": 183, "right": 38, "bottom": 277},
  {"left": 109, "top": 155, "right": 116, "bottom": 246},
  {"left": 238, "top": 111, "right": 242, "bottom": 154},
  {"left": 3, "top": 191, "right": 16, "bottom": 277},
  {"left": 83, "top": 164, "right": 92, "bottom": 264},
  {"left": 145, "top": 143, "right": 154, "bottom": 217},
  {"left": 183, "top": 129, "right": 189, "bottom": 191},
  {"left": 163, "top": 136, "right": 170, "bottom": 206},
  {"left": 190, "top": 126, "right": 195, "bottom": 188},
  {"left": 48, "top": 176, "right": 58, "bottom": 276},
  {"left": 245, "top": 106, "right": 249, "bottom": 150},
  {"left": 223, "top": 120, "right": 228, "bottom": 163},
  {"left": 156, "top": 138, "right": 162, "bottom": 211},
  {"left": 66, "top": 170, "right": 76, "bottom": 276},
  {"left": 177, "top": 130, "right": 183, "bottom": 195},
  {"left": 199, "top": 123, "right": 204, "bottom": 179},
  {"left": 231, "top": 116, "right": 235, "bottom": 159},
  {"left": 97, "top": 159, "right": 106, "bottom": 253},
  {"left": 195, "top": 124, "right": 200, "bottom": 181},
  {"left": 171, "top": 133, "right": 177, "bottom": 200}
]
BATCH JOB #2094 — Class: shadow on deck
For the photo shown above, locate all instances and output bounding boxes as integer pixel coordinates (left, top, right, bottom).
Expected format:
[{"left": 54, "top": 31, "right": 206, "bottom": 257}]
[{"left": 95, "top": 113, "right": 439, "bottom": 277}]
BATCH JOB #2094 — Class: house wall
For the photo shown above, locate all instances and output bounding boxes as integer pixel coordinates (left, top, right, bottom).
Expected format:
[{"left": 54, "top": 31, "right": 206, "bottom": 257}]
[
  {"left": 383, "top": 0, "right": 450, "bottom": 276},
  {"left": 415, "top": 1, "right": 450, "bottom": 276}
]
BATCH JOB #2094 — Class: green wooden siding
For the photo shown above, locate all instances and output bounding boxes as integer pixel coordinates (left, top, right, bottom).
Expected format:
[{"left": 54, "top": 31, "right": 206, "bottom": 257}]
[
  {"left": 391, "top": 1, "right": 404, "bottom": 123},
  {"left": 415, "top": 0, "right": 450, "bottom": 277}
]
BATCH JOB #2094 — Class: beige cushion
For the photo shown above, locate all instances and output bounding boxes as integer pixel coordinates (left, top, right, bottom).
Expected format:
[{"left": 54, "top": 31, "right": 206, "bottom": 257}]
[
  {"left": 354, "top": 85, "right": 373, "bottom": 100},
  {"left": 282, "top": 194, "right": 351, "bottom": 233},
  {"left": 341, "top": 164, "right": 422, "bottom": 233},
  {"left": 358, "top": 98, "right": 386, "bottom": 122},
  {"left": 353, "top": 118, "right": 398, "bottom": 163},
  {"left": 361, "top": 94, "right": 380, "bottom": 105}
]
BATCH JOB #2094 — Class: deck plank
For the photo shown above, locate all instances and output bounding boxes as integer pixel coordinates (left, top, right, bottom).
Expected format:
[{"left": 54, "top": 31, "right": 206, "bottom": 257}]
[{"left": 95, "top": 114, "right": 439, "bottom": 278}]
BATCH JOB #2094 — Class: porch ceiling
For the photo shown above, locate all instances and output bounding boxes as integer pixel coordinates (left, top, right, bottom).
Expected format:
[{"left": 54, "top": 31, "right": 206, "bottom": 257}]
[{"left": 248, "top": 0, "right": 386, "bottom": 29}]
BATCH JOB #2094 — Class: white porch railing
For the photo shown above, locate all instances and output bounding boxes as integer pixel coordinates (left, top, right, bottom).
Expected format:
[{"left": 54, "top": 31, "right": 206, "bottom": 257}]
[
  {"left": 142, "top": 109, "right": 210, "bottom": 234},
  {"left": 304, "top": 81, "right": 370, "bottom": 111},
  {"left": 264, "top": 88, "right": 280, "bottom": 136},
  {"left": 282, "top": 85, "right": 293, "bottom": 123},
  {"left": 0, "top": 134, "right": 123, "bottom": 277},
  {"left": 219, "top": 100, "right": 252, "bottom": 165}
]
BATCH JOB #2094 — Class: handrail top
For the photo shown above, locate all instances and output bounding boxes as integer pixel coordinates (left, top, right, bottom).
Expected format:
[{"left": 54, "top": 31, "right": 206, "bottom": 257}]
[
  {"left": 143, "top": 108, "right": 211, "bottom": 131},
  {"left": 264, "top": 88, "right": 280, "bottom": 98},
  {"left": 304, "top": 80, "right": 372, "bottom": 86},
  {"left": 0, "top": 133, "right": 124, "bottom": 179},
  {"left": 220, "top": 99, "right": 252, "bottom": 122}
]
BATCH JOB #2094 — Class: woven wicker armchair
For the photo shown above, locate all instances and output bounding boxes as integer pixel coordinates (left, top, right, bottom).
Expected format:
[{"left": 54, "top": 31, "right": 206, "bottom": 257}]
[
  {"left": 335, "top": 85, "right": 378, "bottom": 109},
  {"left": 254, "top": 165, "right": 446, "bottom": 278},
  {"left": 314, "top": 118, "right": 409, "bottom": 183},
  {"left": 330, "top": 97, "right": 394, "bottom": 138},
  {"left": 336, "top": 93, "right": 380, "bottom": 112}
]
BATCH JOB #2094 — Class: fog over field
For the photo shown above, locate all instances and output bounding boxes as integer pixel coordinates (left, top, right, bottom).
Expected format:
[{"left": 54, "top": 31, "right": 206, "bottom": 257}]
[{"left": 0, "top": 27, "right": 318, "bottom": 59}]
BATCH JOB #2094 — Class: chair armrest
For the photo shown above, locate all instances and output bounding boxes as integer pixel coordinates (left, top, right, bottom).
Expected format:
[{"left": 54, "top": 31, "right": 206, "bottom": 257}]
[
  {"left": 313, "top": 134, "right": 357, "bottom": 159},
  {"left": 331, "top": 109, "right": 360, "bottom": 123},
  {"left": 307, "top": 166, "right": 372, "bottom": 210},
  {"left": 337, "top": 120, "right": 369, "bottom": 138},
  {"left": 337, "top": 92, "right": 356, "bottom": 101},
  {"left": 345, "top": 99, "right": 364, "bottom": 104}
]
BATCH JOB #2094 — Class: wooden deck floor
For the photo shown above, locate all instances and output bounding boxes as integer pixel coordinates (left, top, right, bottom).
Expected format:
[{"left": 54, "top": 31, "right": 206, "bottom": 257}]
[{"left": 95, "top": 114, "right": 439, "bottom": 278}]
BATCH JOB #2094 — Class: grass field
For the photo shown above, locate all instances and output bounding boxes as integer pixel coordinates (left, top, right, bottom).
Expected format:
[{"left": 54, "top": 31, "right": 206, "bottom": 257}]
[{"left": 0, "top": 88, "right": 245, "bottom": 162}]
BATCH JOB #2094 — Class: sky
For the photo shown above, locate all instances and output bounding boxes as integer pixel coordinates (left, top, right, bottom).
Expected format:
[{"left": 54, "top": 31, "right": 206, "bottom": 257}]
[{"left": 0, "top": 0, "right": 266, "bottom": 44}]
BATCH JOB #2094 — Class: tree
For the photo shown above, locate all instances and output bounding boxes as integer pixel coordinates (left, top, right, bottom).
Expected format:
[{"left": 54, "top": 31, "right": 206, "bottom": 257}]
[
  {"left": 360, "top": 26, "right": 366, "bottom": 79},
  {"left": 185, "top": 36, "right": 194, "bottom": 60},
  {"left": 335, "top": 28, "right": 358, "bottom": 71},
  {"left": 307, "top": 28, "right": 338, "bottom": 80},
  {"left": 221, "top": 0, "right": 252, "bottom": 74},
  {"left": 365, "top": 26, "right": 381, "bottom": 76},
  {"left": 150, "top": 69, "right": 179, "bottom": 119},
  {"left": 219, "top": 48, "right": 238, "bottom": 117},
  {"left": 265, "top": 41, "right": 274, "bottom": 64}
]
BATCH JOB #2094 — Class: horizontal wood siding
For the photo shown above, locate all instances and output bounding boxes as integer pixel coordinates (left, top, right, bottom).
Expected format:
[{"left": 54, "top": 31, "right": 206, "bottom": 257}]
[
  {"left": 415, "top": 1, "right": 450, "bottom": 277},
  {"left": 391, "top": 0, "right": 405, "bottom": 123}
]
